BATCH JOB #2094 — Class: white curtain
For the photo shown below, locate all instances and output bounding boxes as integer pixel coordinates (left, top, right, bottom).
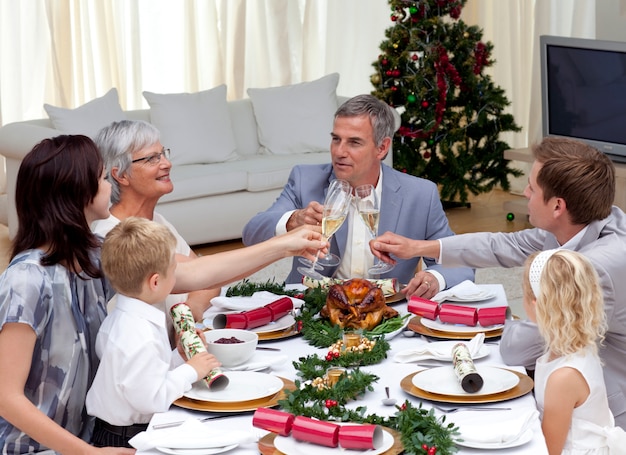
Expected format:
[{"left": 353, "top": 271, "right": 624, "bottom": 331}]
[{"left": 0, "top": 0, "right": 596, "bottom": 144}]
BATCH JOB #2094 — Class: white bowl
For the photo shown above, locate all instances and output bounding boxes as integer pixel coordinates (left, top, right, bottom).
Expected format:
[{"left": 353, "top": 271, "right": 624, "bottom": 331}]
[{"left": 204, "top": 329, "right": 258, "bottom": 367}]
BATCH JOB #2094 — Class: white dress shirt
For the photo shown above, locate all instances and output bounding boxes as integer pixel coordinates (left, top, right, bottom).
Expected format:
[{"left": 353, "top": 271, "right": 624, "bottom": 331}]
[
  {"left": 86, "top": 295, "right": 197, "bottom": 425},
  {"left": 277, "top": 170, "right": 445, "bottom": 287}
]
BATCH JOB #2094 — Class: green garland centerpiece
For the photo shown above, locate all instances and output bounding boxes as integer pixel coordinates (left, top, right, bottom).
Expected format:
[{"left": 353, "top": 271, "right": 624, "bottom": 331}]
[{"left": 226, "top": 279, "right": 460, "bottom": 454}]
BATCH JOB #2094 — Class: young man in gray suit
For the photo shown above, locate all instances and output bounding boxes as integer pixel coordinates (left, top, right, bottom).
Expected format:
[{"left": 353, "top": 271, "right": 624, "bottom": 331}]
[
  {"left": 371, "top": 136, "right": 626, "bottom": 428},
  {"left": 242, "top": 94, "right": 473, "bottom": 297}
]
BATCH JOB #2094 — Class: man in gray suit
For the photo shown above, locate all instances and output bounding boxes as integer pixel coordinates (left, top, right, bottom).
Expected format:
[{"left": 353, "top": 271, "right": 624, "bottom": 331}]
[
  {"left": 242, "top": 94, "right": 473, "bottom": 296},
  {"left": 371, "top": 136, "right": 626, "bottom": 428}
]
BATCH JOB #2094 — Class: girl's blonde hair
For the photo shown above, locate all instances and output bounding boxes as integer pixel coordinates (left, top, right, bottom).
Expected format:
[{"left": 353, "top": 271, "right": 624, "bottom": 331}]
[{"left": 523, "top": 249, "right": 607, "bottom": 357}]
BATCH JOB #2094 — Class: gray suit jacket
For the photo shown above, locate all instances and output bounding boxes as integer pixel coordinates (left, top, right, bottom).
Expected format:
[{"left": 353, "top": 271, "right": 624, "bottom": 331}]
[
  {"left": 440, "top": 207, "right": 626, "bottom": 428},
  {"left": 242, "top": 163, "right": 474, "bottom": 287}
]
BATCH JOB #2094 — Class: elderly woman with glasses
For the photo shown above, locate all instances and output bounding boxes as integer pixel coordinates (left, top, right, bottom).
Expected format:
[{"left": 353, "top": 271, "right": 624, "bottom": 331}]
[{"left": 92, "top": 120, "right": 219, "bottom": 341}]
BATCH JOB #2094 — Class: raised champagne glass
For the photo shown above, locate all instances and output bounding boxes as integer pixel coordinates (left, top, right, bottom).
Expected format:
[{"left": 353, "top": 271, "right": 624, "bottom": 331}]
[
  {"left": 297, "top": 179, "right": 351, "bottom": 280},
  {"left": 355, "top": 184, "right": 395, "bottom": 275}
]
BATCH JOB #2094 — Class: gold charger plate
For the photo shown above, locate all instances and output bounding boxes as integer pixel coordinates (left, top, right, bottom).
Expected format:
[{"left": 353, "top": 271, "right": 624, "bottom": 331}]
[
  {"left": 257, "top": 324, "right": 301, "bottom": 341},
  {"left": 173, "top": 377, "right": 296, "bottom": 412},
  {"left": 401, "top": 368, "right": 533, "bottom": 404},
  {"left": 258, "top": 426, "right": 404, "bottom": 455},
  {"left": 385, "top": 291, "right": 406, "bottom": 304},
  {"left": 407, "top": 316, "right": 503, "bottom": 340}
]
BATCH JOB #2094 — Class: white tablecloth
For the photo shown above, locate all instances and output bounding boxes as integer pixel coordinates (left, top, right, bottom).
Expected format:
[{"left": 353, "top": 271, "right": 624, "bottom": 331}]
[{"left": 139, "top": 284, "right": 548, "bottom": 454}]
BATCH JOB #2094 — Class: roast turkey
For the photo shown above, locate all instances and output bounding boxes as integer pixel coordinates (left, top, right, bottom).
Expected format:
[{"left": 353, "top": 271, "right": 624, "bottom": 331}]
[{"left": 320, "top": 278, "right": 399, "bottom": 330}]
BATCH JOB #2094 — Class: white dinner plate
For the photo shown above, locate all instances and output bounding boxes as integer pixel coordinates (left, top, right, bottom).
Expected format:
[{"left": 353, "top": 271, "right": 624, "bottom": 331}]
[
  {"left": 156, "top": 444, "right": 237, "bottom": 455},
  {"left": 251, "top": 314, "right": 296, "bottom": 334},
  {"left": 412, "top": 366, "right": 520, "bottom": 397},
  {"left": 421, "top": 317, "right": 504, "bottom": 333},
  {"left": 273, "top": 428, "right": 394, "bottom": 455},
  {"left": 455, "top": 428, "right": 533, "bottom": 449},
  {"left": 184, "top": 371, "right": 283, "bottom": 403}
]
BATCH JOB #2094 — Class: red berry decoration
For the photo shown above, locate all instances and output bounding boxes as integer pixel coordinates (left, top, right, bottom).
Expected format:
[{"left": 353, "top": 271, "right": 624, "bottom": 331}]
[
  {"left": 325, "top": 399, "right": 338, "bottom": 408},
  {"left": 422, "top": 444, "right": 429, "bottom": 450},
  {"left": 333, "top": 351, "right": 340, "bottom": 358},
  {"left": 428, "top": 447, "right": 437, "bottom": 455}
]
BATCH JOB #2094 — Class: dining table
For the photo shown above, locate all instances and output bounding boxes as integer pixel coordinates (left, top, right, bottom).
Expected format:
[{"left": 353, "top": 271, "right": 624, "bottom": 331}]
[{"left": 138, "top": 283, "right": 548, "bottom": 455}]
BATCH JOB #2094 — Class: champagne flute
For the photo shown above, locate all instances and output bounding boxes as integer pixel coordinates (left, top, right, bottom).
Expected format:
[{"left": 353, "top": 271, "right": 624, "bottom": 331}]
[
  {"left": 355, "top": 184, "right": 395, "bottom": 275},
  {"left": 297, "top": 179, "right": 351, "bottom": 280}
]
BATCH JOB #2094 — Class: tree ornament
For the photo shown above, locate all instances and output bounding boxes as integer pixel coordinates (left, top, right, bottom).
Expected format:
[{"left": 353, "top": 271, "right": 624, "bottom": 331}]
[
  {"left": 407, "top": 94, "right": 417, "bottom": 103},
  {"left": 464, "top": 32, "right": 469, "bottom": 38},
  {"left": 391, "top": 14, "right": 398, "bottom": 21},
  {"left": 393, "top": 43, "right": 399, "bottom": 49},
  {"left": 421, "top": 100, "right": 429, "bottom": 108},
  {"left": 506, "top": 213, "right": 515, "bottom": 221},
  {"left": 382, "top": 58, "right": 388, "bottom": 66},
  {"left": 371, "top": 74, "right": 381, "bottom": 85},
  {"left": 391, "top": 86, "right": 398, "bottom": 91}
]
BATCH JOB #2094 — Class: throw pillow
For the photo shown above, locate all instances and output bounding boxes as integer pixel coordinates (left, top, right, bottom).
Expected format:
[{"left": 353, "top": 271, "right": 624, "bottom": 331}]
[
  {"left": 43, "top": 88, "right": 126, "bottom": 138},
  {"left": 143, "top": 85, "right": 238, "bottom": 166},
  {"left": 247, "top": 73, "right": 340, "bottom": 155}
]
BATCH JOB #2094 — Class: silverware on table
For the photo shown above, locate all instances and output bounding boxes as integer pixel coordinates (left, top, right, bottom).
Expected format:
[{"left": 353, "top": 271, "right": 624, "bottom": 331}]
[
  {"left": 152, "top": 414, "right": 233, "bottom": 430},
  {"left": 256, "top": 346, "right": 281, "bottom": 351}
]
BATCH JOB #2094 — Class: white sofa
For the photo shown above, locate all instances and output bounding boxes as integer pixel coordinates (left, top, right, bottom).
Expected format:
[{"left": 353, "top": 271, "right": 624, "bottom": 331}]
[{"left": 0, "top": 75, "right": 394, "bottom": 246}]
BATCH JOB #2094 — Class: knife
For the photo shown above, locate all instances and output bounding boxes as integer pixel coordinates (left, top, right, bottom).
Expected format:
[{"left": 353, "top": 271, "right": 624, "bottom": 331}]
[{"left": 256, "top": 346, "right": 281, "bottom": 351}]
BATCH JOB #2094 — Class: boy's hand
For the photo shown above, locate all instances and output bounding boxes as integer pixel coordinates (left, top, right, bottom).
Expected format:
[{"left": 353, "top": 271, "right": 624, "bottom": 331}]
[{"left": 187, "top": 351, "right": 221, "bottom": 380}]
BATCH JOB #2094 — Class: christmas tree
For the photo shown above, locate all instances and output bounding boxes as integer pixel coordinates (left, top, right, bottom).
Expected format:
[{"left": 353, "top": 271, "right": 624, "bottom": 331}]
[{"left": 371, "top": 0, "right": 522, "bottom": 205}]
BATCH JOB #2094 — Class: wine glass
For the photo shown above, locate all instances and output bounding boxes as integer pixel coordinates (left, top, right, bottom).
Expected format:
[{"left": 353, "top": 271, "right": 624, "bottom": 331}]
[
  {"left": 355, "top": 184, "right": 395, "bottom": 275},
  {"left": 297, "top": 179, "right": 351, "bottom": 280}
]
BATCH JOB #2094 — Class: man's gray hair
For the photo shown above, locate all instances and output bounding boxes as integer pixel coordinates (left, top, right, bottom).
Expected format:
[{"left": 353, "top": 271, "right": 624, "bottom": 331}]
[{"left": 335, "top": 94, "right": 397, "bottom": 147}]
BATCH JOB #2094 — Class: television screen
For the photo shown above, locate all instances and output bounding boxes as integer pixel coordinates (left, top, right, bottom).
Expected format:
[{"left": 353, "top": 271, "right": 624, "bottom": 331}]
[{"left": 541, "top": 35, "right": 626, "bottom": 162}]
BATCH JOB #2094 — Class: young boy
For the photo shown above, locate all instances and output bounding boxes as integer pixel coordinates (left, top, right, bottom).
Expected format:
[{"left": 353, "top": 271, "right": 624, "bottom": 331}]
[{"left": 86, "top": 217, "right": 220, "bottom": 448}]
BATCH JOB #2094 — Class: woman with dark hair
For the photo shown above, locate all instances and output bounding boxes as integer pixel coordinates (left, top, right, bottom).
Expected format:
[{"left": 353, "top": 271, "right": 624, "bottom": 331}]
[
  {"left": 0, "top": 135, "right": 132, "bottom": 454},
  {"left": 0, "top": 135, "right": 325, "bottom": 454}
]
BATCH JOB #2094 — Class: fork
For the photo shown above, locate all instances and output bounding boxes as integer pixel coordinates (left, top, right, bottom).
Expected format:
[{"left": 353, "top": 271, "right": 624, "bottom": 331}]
[{"left": 431, "top": 404, "right": 511, "bottom": 414}]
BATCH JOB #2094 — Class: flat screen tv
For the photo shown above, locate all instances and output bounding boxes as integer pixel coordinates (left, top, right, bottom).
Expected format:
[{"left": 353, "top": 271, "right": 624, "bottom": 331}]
[{"left": 541, "top": 35, "right": 626, "bottom": 162}]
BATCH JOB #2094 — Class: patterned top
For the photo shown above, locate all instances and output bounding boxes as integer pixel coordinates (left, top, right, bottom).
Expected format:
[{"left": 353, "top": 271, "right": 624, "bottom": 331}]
[{"left": 0, "top": 249, "right": 112, "bottom": 454}]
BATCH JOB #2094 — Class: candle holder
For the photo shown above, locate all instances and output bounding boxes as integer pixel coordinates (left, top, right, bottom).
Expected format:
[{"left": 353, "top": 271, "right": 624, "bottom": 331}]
[
  {"left": 325, "top": 366, "right": 347, "bottom": 387},
  {"left": 342, "top": 330, "right": 362, "bottom": 350}
]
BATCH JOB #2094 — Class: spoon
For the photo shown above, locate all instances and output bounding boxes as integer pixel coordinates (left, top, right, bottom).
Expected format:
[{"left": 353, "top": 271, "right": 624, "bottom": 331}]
[{"left": 381, "top": 386, "right": 397, "bottom": 406}]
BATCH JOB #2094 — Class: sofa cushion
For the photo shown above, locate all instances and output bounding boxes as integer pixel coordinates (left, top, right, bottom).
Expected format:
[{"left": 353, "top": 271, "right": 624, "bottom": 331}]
[
  {"left": 247, "top": 73, "right": 339, "bottom": 156},
  {"left": 143, "top": 85, "right": 238, "bottom": 166},
  {"left": 243, "top": 153, "right": 331, "bottom": 192},
  {"left": 159, "top": 163, "right": 248, "bottom": 204},
  {"left": 43, "top": 88, "right": 126, "bottom": 138}
]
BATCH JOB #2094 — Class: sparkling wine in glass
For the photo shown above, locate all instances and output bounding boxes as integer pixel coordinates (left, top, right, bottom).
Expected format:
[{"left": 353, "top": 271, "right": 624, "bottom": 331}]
[
  {"left": 297, "top": 179, "right": 351, "bottom": 280},
  {"left": 355, "top": 184, "right": 395, "bottom": 276}
]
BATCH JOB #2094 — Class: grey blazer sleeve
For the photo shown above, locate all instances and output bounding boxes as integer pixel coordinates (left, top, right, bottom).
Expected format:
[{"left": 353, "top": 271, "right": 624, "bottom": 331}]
[
  {"left": 499, "top": 320, "right": 545, "bottom": 369},
  {"left": 242, "top": 165, "right": 331, "bottom": 245}
]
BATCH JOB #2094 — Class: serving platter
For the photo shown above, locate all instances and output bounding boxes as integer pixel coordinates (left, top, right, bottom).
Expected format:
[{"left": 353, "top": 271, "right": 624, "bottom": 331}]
[
  {"left": 400, "top": 369, "right": 533, "bottom": 404},
  {"left": 173, "top": 377, "right": 296, "bottom": 412},
  {"left": 407, "top": 317, "right": 503, "bottom": 340},
  {"left": 258, "top": 426, "right": 404, "bottom": 455}
]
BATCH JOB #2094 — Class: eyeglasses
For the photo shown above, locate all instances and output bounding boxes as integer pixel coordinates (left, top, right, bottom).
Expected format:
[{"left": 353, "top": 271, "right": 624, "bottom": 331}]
[{"left": 131, "top": 148, "right": 171, "bottom": 165}]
